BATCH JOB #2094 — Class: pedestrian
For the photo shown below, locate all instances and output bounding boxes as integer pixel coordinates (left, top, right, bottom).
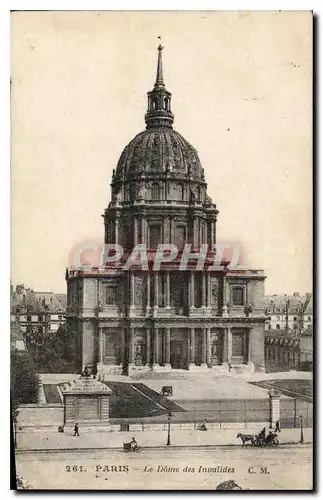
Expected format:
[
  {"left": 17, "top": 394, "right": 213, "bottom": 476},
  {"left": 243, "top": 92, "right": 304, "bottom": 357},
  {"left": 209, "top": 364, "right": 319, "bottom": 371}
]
[
  {"left": 73, "top": 422, "right": 79, "bottom": 437},
  {"left": 274, "top": 420, "right": 281, "bottom": 433}
]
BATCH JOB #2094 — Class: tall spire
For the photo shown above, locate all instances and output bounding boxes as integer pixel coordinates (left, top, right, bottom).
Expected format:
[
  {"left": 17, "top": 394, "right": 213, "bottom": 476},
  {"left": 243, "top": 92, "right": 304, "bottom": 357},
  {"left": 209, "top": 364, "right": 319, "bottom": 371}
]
[
  {"left": 145, "top": 43, "right": 174, "bottom": 129},
  {"left": 155, "top": 44, "right": 164, "bottom": 87}
]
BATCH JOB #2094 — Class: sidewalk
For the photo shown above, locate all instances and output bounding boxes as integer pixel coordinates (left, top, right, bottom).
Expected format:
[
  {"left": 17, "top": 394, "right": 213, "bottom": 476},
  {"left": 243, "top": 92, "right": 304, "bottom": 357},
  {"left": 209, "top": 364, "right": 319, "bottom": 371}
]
[{"left": 16, "top": 427, "right": 313, "bottom": 452}]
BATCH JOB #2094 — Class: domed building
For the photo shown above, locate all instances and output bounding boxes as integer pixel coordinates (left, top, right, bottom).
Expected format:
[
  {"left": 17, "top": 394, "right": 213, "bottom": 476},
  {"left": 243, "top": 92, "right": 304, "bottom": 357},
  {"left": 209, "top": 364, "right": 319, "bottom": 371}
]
[{"left": 66, "top": 45, "right": 266, "bottom": 378}]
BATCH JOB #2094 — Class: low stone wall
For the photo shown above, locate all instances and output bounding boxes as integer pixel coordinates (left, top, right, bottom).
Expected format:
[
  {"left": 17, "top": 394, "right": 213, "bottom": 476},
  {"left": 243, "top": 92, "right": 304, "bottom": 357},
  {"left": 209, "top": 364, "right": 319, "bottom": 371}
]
[{"left": 17, "top": 404, "right": 64, "bottom": 429}]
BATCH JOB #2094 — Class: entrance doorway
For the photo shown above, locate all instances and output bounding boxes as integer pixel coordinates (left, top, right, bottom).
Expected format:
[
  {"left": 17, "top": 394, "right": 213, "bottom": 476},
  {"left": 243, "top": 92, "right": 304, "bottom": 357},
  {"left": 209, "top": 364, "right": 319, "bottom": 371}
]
[{"left": 170, "top": 341, "right": 186, "bottom": 369}]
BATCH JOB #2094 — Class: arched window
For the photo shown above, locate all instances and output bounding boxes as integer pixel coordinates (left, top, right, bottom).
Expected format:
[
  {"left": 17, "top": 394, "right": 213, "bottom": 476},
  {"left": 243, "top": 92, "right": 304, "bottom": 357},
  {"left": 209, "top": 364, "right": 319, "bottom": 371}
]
[
  {"left": 276, "top": 324, "right": 281, "bottom": 330},
  {"left": 151, "top": 183, "right": 160, "bottom": 200},
  {"left": 232, "top": 287, "right": 244, "bottom": 306},
  {"left": 164, "top": 97, "right": 169, "bottom": 110}
]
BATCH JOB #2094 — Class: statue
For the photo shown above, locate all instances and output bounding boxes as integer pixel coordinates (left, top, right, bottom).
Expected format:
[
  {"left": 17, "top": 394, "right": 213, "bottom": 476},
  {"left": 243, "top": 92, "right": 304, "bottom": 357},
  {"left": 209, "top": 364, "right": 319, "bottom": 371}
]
[
  {"left": 137, "top": 181, "right": 145, "bottom": 200},
  {"left": 82, "top": 365, "right": 90, "bottom": 377},
  {"left": 211, "top": 342, "right": 218, "bottom": 358},
  {"left": 244, "top": 304, "right": 253, "bottom": 317},
  {"left": 189, "top": 188, "right": 196, "bottom": 203},
  {"left": 134, "top": 344, "right": 143, "bottom": 366}
]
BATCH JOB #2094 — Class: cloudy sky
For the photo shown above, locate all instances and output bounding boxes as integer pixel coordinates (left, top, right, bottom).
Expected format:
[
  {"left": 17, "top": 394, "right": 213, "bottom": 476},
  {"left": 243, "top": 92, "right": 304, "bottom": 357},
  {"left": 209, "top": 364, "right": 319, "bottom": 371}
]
[{"left": 11, "top": 10, "right": 312, "bottom": 294}]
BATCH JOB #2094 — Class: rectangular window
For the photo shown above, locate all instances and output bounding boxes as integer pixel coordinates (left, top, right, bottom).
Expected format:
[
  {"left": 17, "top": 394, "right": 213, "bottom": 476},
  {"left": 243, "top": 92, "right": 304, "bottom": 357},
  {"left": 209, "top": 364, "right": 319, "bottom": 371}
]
[
  {"left": 38, "top": 315, "right": 43, "bottom": 321},
  {"left": 232, "top": 287, "right": 244, "bottom": 306},
  {"left": 175, "top": 226, "right": 186, "bottom": 249},
  {"left": 105, "top": 286, "right": 116, "bottom": 305},
  {"left": 150, "top": 225, "right": 161, "bottom": 249},
  {"left": 232, "top": 331, "right": 247, "bottom": 363},
  {"left": 26, "top": 315, "right": 31, "bottom": 322}
]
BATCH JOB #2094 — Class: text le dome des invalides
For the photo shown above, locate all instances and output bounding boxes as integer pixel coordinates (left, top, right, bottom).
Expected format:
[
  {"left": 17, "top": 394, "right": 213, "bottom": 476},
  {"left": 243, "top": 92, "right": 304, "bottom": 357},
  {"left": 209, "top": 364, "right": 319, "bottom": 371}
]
[{"left": 66, "top": 45, "right": 266, "bottom": 378}]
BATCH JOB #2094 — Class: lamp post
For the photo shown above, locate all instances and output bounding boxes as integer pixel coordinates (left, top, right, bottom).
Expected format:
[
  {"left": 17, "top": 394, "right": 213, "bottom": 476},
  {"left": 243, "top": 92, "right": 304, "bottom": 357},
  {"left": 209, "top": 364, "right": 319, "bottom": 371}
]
[
  {"left": 300, "top": 414, "right": 304, "bottom": 444},
  {"left": 167, "top": 412, "right": 172, "bottom": 446}
]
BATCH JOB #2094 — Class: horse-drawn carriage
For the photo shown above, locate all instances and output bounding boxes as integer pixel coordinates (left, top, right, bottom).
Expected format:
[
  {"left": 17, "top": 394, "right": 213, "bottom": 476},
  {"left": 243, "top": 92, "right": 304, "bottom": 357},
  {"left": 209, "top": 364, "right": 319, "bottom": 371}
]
[
  {"left": 237, "top": 430, "right": 279, "bottom": 447},
  {"left": 254, "top": 431, "right": 279, "bottom": 447}
]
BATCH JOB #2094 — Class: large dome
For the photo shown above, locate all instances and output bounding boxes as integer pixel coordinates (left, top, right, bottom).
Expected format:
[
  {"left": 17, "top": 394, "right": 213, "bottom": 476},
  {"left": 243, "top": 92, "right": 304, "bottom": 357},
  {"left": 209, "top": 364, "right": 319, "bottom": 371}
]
[{"left": 115, "top": 128, "right": 204, "bottom": 181}]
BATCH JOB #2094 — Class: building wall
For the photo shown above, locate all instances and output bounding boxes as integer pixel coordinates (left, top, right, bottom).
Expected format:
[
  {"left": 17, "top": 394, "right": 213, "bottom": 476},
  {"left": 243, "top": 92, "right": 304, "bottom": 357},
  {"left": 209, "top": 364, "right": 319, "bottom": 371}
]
[
  {"left": 82, "top": 320, "right": 97, "bottom": 369},
  {"left": 250, "top": 326, "right": 265, "bottom": 370}
]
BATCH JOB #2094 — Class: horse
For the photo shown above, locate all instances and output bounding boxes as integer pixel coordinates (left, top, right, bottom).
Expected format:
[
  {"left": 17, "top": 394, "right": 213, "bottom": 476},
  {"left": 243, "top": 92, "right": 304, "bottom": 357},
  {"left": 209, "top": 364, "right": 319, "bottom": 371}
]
[{"left": 236, "top": 433, "right": 255, "bottom": 446}]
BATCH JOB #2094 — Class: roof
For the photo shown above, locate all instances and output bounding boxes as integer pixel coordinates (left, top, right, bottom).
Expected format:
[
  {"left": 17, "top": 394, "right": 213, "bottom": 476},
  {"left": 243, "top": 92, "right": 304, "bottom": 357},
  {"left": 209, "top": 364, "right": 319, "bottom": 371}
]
[
  {"left": 11, "top": 285, "right": 66, "bottom": 314},
  {"left": 115, "top": 128, "right": 205, "bottom": 183},
  {"left": 265, "top": 294, "right": 309, "bottom": 315},
  {"left": 34, "top": 292, "right": 65, "bottom": 313},
  {"left": 303, "top": 295, "right": 313, "bottom": 315},
  {"left": 55, "top": 294, "right": 67, "bottom": 309}
]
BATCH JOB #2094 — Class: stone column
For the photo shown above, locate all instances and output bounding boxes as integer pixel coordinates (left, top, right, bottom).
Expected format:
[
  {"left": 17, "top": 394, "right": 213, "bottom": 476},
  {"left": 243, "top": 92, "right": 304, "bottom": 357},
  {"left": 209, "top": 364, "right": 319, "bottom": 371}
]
[
  {"left": 153, "top": 272, "right": 159, "bottom": 313},
  {"left": 268, "top": 389, "right": 282, "bottom": 429},
  {"left": 130, "top": 273, "right": 135, "bottom": 313},
  {"left": 201, "top": 328, "right": 207, "bottom": 367},
  {"left": 190, "top": 273, "right": 195, "bottom": 309},
  {"left": 128, "top": 327, "right": 134, "bottom": 370},
  {"left": 146, "top": 329, "right": 151, "bottom": 366},
  {"left": 153, "top": 328, "right": 159, "bottom": 367},
  {"left": 163, "top": 217, "right": 169, "bottom": 243},
  {"left": 193, "top": 218, "right": 197, "bottom": 247},
  {"left": 134, "top": 217, "right": 138, "bottom": 246},
  {"left": 120, "top": 328, "right": 126, "bottom": 366},
  {"left": 115, "top": 217, "right": 119, "bottom": 245},
  {"left": 247, "top": 329, "right": 255, "bottom": 374},
  {"left": 206, "top": 327, "right": 211, "bottom": 366},
  {"left": 166, "top": 272, "right": 171, "bottom": 309},
  {"left": 165, "top": 328, "right": 171, "bottom": 370},
  {"left": 248, "top": 329, "right": 252, "bottom": 362},
  {"left": 146, "top": 273, "right": 151, "bottom": 312},
  {"left": 206, "top": 273, "right": 211, "bottom": 308},
  {"left": 99, "top": 328, "right": 104, "bottom": 364},
  {"left": 227, "top": 327, "right": 232, "bottom": 364},
  {"left": 224, "top": 278, "right": 230, "bottom": 304},
  {"left": 202, "top": 274, "right": 206, "bottom": 308},
  {"left": 204, "top": 221, "right": 208, "bottom": 244},
  {"left": 189, "top": 328, "right": 195, "bottom": 367},
  {"left": 140, "top": 217, "right": 145, "bottom": 244}
]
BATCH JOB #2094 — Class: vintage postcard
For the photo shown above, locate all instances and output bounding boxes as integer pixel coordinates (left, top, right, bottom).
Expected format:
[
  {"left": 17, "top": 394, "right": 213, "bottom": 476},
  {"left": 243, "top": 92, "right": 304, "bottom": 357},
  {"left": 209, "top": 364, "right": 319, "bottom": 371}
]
[{"left": 11, "top": 11, "right": 313, "bottom": 491}]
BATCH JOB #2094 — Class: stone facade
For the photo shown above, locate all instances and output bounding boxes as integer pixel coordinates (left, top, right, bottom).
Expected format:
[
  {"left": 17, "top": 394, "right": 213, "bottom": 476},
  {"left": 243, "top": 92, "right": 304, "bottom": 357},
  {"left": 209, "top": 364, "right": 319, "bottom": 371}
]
[
  {"left": 61, "top": 376, "right": 112, "bottom": 425},
  {"left": 66, "top": 45, "right": 266, "bottom": 377}
]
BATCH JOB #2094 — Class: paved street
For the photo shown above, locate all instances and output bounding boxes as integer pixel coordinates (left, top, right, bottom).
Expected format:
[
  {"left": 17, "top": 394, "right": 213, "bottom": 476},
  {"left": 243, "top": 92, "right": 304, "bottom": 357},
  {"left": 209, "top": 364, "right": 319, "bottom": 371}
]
[
  {"left": 16, "top": 427, "right": 312, "bottom": 451},
  {"left": 16, "top": 444, "right": 313, "bottom": 490}
]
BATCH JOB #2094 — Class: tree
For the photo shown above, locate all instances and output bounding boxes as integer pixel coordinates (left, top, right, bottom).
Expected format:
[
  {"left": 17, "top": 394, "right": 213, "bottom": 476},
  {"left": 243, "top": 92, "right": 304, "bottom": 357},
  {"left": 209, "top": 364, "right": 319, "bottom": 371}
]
[
  {"left": 11, "top": 349, "right": 39, "bottom": 448},
  {"left": 11, "top": 350, "right": 39, "bottom": 406},
  {"left": 33, "top": 323, "right": 77, "bottom": 373}
]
